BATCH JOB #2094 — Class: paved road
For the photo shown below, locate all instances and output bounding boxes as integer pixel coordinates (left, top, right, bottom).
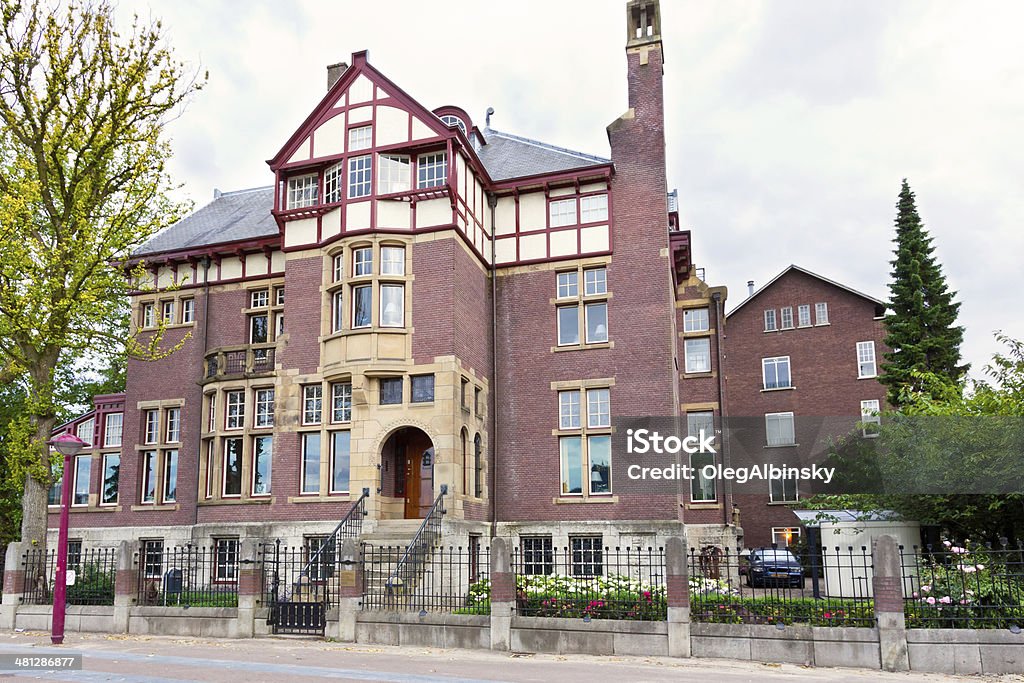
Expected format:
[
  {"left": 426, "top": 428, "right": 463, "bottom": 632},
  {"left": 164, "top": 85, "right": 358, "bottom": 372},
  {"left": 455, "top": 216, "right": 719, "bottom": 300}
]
[{"left": 0, "top": 632, "right": 1000, "bottom": 682}]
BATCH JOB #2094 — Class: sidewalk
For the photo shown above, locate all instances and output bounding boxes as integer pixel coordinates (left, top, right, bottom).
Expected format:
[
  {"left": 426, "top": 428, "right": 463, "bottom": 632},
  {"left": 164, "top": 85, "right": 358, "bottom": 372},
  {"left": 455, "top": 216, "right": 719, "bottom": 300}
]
[{"left": 0, "top": 632, "right": 1011, "bottom": 683}]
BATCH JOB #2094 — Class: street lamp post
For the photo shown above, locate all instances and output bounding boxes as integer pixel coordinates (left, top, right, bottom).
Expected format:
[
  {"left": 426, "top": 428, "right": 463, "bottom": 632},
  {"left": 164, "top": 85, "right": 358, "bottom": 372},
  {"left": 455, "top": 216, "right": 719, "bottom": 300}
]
[{"left": 47, "top": 432, "right": 86, "bottom": 645}]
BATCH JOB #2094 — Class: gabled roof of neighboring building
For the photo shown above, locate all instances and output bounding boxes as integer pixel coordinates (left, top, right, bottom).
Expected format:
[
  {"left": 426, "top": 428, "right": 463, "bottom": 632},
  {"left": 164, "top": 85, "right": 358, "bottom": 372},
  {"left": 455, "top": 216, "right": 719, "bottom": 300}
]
[
  {"left": 134, "top": 186, "right": 276, "bottom": 257},
  {"left": 727, "top": 264, "right": 886, "bottom": 318},
  {"left": 477, "top": 128, "right": 611, "bottom": 182}
]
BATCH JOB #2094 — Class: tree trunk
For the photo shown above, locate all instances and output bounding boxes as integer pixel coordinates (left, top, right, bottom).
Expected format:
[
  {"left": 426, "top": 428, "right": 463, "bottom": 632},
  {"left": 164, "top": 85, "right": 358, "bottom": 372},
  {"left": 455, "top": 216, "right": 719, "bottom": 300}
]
[{"left": 20, "top": 470, "right": 49, "bottom": 546}]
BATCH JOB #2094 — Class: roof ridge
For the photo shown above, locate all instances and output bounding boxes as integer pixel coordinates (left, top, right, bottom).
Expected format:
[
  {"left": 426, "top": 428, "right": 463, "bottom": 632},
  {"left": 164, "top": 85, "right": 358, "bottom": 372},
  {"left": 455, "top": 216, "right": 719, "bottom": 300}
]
[
  {"left": 485, "top": 127, "right": 610, "bottom": 164},
  {"left": 220, "top": 185, "right": 274, "bottom": 196}
]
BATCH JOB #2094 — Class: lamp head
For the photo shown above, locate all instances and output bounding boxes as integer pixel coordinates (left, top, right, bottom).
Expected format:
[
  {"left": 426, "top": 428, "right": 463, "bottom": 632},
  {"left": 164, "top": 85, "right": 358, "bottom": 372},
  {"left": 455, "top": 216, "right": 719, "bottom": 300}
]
[{"left": 48, "top": 433, "right": 87, "bottom": 457}]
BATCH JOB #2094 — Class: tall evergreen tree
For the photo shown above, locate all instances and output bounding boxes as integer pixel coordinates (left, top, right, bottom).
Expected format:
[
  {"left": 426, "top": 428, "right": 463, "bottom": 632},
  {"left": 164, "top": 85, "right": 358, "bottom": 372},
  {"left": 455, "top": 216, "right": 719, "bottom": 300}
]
[{"left": 880, "top": 180, "right": 967, "bottom": 405}]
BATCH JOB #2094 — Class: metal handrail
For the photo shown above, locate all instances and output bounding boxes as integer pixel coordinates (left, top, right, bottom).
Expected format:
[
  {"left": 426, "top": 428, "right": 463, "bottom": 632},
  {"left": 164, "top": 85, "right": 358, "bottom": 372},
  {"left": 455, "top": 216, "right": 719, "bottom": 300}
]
[
  {"left": 298, "top": 488, "right": 370, "bottom": 581},
  {"left": 387, "top": 484, "right": 447, "bottom": 592}
]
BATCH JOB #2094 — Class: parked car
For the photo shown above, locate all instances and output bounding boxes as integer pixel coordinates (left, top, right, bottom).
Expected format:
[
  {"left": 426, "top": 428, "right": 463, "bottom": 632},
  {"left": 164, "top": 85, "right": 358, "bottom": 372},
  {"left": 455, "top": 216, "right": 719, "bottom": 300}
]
[{"left": 746, "top": 548, "right": 804, "bottom": 588}]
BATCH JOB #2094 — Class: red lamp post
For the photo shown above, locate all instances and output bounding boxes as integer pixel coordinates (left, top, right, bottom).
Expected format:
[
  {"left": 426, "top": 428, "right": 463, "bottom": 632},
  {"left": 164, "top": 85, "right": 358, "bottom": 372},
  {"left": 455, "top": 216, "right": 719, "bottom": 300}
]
[{"left": 46, "top": 432, "right": 87, "bottom": 645}]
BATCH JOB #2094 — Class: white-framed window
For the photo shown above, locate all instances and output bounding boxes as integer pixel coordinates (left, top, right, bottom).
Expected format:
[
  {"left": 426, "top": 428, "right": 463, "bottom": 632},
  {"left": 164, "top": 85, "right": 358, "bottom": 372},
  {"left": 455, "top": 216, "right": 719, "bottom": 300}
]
[
  {"left": 141, "top": 302, "right": 155, "bottom": 328},
  {"left": 222, "top": 438, "right": 242, "bottom": 497},
  {"left": 764, "top": 309, "right": 777, "bottom": 332},
  {"left": 225, "top": 390, "right": 245, "bottom": 430},
  {"left": 330, "top": 431, "right": 350, "bottom": 494},
  {"left": 549, "top": 198, "right": 577, "bottom": 227},
  {"left": 165, "top": 407, "right": 180, "bottom": 443},
  {"left": 286, "top": 174, "right": 318, "bottom": 209},
  {"left": 141, "top": 450, "right": 157, "bottom": 503},
  {"left": 770, "top": 477, "right": 799, "bottom": 503},
  {"left": 557, "top": 271, "right": 578, "bottom": 299},
  {"left": 815, "top": 302, "right": 829, "bottom": 325},
  {"left": 687, "top": 411, "right": 716, "bottom": 502},
  {"left": 381, "top": 246, "right": 405, "bottom": 275},
  {"left": 303, "top": 385, "right": 322, "bottom": 425},
  {"left": 861, "top": 399, "right": 882, "bottom": 437},
  {"left": 204, "top": 440, "right": 214, "bottom": 499},
  {"left": 683, "top": 308, "right": 710, "bottom": 333},
  {"left": 301, "top": 432, "right": 321, "bottom": 494},
  {"left": 557, "top": 306, "right": 579, "bottom": 346},
  {"left": 765, "top": 412, "right": 796, "bottom": 447},
  {"left": 144, "top": 410, "right": 158, "bottom": 445},
  {"left": 324, "top": 161, "right": 344, "bottom": 203},
  {"left": 181, "top": 299, "right": 195, "bottom": 324},
  {"left": 558, "top": 390, "right": 581, "bottom": 430},
  {"left": 353, "top": 247, "right": 373, "bottom": 276},
  {"left": 684, "top": 337, "right": 711, "bottom": 373},
  {"left": 252, "top": 435, "right": 272, "bottom": 496},
  {"left": 762, "top": 356, "right": 792, "bottom": 390},
  {"left": 163, "top": 449, "right": 178, "bottom": 502},
  {"left": 380, "top": 284, "right": 404, "bottom": 327},
  {"left": 417, "top": 152, "right": 447, "bottom": 188},
  {"left": 378, "top": 154, "right": 411, "bottom": 194},
  {"left": 161, "top": 300, "right": 175, "bottom": 323},
  {"left": 440, "top": 114, "right": 466, "bottom": 134},
  {"left": 331, "top": 382, "right": 352, "bottom": 423},
  {"left": 76, "top": 418, "right": 94, "bottom": 447},
  {"left": 348, "top": 125, "right": 372, "bottom": 151},
  {"left": 250, "top": 289, "right": 269, "bottom": 308},
  {"left": 352, "top": 284, "right": 372, "bottom": 328},
  {"left": 797, "top": 304, "right": 811, "bottom": 327},
  {"left": 780, "top": 306, "right": 794, "bottom": 329},
  {"left": 332, "top": 254, "right": 344, "bottom": 282},
  {"left": 580, "top": 194, "right": 609, "bottom": 223},
  {"left": 772, "top": 527, "right": 801, "bottom": 546},
  {"left": 254, "top": 388, "right": 275, "bottom": 428},
  {"left": 559, "top": 436, "right": 583, "bottom": 495},
  {"left": 857, "top": 341, "right": 877, "bottom": 378},
  {"left": 206, "top": 393, "right": 216, "bottom": 433},
  {"left": 101, "top": 453, "right": 119, "bottom": 505},
  {"left": 275, "top": 287, "right": 285, "bottom": 306},
  {"left": 584, "top": 267, "right": 607, "bottom": 296},
  {"left": 348, "top": 155, "right": 372, "bottom": 198},
  {"left": 586, "top": 388, "right": 610, "bottom": 428},
  {"left": 214, "top": 538, "right": 239, "bottom": 583},
  {"left": 332, "top": 290, "right": 345, "bottom": 333},
  {"left": 249, "top": 312, "right": 269, "bottom": 344},
  {"left": 584, "top": 302, "right": 608, "bottom": 343},
  {"left": 72, "top": 454, "right": 91, "bottom": 506}
]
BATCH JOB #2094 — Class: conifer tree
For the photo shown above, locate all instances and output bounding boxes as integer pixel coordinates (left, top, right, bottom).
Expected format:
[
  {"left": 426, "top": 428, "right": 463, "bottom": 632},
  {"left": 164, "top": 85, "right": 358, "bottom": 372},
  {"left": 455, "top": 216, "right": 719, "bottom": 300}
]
[{"left": 880, "top": 180, "right": 967, "bottom": 405}]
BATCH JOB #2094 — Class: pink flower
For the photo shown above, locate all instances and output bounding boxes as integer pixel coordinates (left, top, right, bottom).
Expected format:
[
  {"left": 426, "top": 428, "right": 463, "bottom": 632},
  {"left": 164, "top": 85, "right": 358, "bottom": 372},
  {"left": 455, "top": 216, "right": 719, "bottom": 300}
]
[
  {"left": 926, "top": 597, "right": 936, "bottom": 605},
  {"left": 975, "top": 564, "right": 985, "bottom": 571},
  {"left": 939, "top": 596, "right": 952, "bottom": 604},
  {"left": 951, "top": 547, "right": 966, "bottom": 554},
  {"left": 959, "top": 599, "right": 970, "bottom": 605},
  {"left": 943, "top": 540, "right": 952, "bottom": 547},
  {"left": 912, "top": 592, "right": 919, "bottom": 598},
  {"left": 921, "top": 585, "right": 931, "bottom": 593}
]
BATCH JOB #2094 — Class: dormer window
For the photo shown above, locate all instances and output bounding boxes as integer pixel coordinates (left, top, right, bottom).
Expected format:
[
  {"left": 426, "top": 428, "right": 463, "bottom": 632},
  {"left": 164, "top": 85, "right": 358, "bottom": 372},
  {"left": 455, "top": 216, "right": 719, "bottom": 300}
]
[
  {"left": 417, "top": 152, "right": 447, "bottom": 189},
  {"left": 287, "top": 174, "right": 318, "bottom": 209},
  {"left": 440, "top": 114, "right": 467, "bottom": 135}
]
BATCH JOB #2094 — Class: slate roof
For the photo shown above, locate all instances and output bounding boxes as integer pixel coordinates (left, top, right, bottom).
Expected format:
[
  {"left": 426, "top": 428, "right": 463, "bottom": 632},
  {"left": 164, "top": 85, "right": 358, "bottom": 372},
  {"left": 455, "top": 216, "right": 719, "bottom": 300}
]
[
  {"left": 138, "top": 130, "right": 610, "bottom": 255},
  {"left": 477, "top": 128, "right": 611, "bottom": 182},
  {"left": 727, "top": 265, "right": 886, "bottom": 318},
  {"left": 133, "top": 186, "right": 277, "bottom": 256}
]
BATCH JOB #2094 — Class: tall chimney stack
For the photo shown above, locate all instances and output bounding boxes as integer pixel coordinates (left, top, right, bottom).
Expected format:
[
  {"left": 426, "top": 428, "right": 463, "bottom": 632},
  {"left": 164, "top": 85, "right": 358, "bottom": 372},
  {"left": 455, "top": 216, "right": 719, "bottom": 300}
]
[{"left": 326, "top": 61, "right": 348, "bottom": 91}]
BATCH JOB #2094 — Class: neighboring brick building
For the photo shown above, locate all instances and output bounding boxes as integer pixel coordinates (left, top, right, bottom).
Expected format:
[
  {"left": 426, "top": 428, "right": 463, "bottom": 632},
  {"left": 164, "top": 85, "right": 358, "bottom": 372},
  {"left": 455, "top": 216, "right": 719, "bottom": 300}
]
[
  {"left": 47, "top": 1, "right": 740, "bottom": 561},
  {"left": 724, "top": 265, "right": 888, "bottom": 548}
]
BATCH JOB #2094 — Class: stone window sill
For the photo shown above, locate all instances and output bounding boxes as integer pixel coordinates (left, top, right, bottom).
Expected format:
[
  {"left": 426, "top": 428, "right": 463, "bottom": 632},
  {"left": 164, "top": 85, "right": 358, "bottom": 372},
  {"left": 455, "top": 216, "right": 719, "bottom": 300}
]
[{"left": 553, "top": 495, "right": 619, "bottom": 504}]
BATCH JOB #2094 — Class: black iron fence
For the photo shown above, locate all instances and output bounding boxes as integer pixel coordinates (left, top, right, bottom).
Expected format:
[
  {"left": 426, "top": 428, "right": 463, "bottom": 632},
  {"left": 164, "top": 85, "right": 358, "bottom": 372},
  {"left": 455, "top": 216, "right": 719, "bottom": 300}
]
[
  {"left": 511, "top": 546, "right": 667, "bottom": 621},
  {"left": 901, "top": 540, "right": 1024, "bottom": 629},
  {"left": 260, "top": 541, "right": 331, "bottom": 635},
  {"left": 363, "top": 543, "right": 489, "bottom": 613},
  {"left": 135, "top": 544, "right": 238, "bottom": 607},
  {"left": 688, "top": 544, "right": 875, "bottom": 627},
  {"left": 22, "top": 547, "right": 117, "bottom": 606}
]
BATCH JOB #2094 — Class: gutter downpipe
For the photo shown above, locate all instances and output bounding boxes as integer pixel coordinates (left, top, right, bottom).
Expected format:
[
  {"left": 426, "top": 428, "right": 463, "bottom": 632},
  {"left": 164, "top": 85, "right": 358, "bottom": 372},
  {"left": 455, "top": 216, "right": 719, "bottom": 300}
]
[
  {"left": 194, "top": 256, "right": 212, "bottom": 531},
  {"left": 488, "top": 192, "right": 499, "bottom": 538},
  {"left": 712, "top": 290, "right": 733, "bottom": 528}
]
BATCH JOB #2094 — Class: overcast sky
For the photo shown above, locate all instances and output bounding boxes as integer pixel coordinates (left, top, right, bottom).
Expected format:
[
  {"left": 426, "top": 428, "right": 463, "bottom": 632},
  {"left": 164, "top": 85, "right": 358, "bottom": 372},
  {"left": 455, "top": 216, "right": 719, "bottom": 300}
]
[{"left": 123, "top": 0, "right": 1024, "bottom": 379}]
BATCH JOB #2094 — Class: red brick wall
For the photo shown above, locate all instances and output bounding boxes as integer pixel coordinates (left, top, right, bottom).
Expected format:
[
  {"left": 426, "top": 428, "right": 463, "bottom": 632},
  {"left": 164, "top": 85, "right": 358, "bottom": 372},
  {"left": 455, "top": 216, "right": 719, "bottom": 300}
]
[{"left": 278, "top": 256, "right": 321, "bottom": 375}]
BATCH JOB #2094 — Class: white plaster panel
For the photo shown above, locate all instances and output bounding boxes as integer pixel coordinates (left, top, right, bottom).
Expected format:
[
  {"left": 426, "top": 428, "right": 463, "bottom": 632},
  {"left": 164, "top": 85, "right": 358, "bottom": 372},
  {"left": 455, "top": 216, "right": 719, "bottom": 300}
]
[
  {"left": 219, "top": 256, "right": 242, "bottom": 280},
  {"left": 580, "top": 225, "right": 610, "bottom": 252},
  {"left": 332, "top": 92, "right": 346, "bottom": 108},
  {"left": 348, "top": 105, "right": 372, "bottom": 125},
  {"left": 322, "top": 207, "right": 342, "bottom": 239},
  {"left": 410, "top": 116, "right": 435, "bottom": 141},
  {"left": 416, "top": 198, "right": 450, "bottom": 227},
  {"left": 346, "top": 201, "right": 371, "bottom": 231},
  {"left": 245, "top": 253, "right": 268, "bottom": 277},
  {"left": 156, "top": 266, "right": 173, "bottom": 289},
  {"left": 495, "top": 237, "right": 516, "bottom": 264},
  {"left": 348, "top": 74, "right": 373, "bottom": 104},
  {"left": 519, "top": 233, "right": 547, "bottom": 261},
  {"left": 375, "top": 106, "right": 409, "bottom": 146},
  {"left": 581, "top": 182, "right": 608, "bottom": 193},
  {"left": 283, "top": 218, "right": 318, "bottom": 248},
  {"left": 271, "top": 251, "right": 285, "bottom": 273},
  {"left": 287, "top": 137, "right": 310, "bottom": 163},
  {"left": 377, "top": 200, "right": 411, "bottom": 230},
  {"left": 313, "top": 114, "right": 346, "bottom": 158},
  {"left": 549, "top": 229, "right": 578, "bottom": 257},
  {"left": 519, "top": 192, "right": 546, "bottom": 232},
  {"left": 494, "top": 197, "right": 515, "bottom": 236},
  {"left": 549, "top": 186, "right": 575, "bottom": 198}
]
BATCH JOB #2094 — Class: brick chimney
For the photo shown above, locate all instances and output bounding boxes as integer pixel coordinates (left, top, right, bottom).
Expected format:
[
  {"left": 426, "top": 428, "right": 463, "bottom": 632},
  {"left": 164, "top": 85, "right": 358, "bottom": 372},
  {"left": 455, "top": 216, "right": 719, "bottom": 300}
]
[{"left": 327, "top": 61, "right": 348, "bottom": 91}]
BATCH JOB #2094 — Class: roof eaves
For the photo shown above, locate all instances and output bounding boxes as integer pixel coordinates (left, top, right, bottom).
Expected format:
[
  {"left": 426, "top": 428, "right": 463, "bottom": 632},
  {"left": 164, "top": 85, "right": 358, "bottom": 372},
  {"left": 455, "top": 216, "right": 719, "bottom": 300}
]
[{"left": 726, "top": 264, "right": 886, "bottom": 318}]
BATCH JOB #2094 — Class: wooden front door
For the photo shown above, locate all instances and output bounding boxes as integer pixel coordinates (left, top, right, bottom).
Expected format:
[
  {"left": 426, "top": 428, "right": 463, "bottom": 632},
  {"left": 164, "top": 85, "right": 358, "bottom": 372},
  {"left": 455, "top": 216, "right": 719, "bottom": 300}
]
[{"left": 403, "top": 430, "right": 433, "bottom": 519}]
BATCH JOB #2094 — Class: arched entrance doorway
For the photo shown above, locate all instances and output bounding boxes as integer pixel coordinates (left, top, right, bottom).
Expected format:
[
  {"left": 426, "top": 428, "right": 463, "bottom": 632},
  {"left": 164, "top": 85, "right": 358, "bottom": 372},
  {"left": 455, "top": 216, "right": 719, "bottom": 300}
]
[{"left": 380, "top": 427, "right": 434, "bottom": 519}]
